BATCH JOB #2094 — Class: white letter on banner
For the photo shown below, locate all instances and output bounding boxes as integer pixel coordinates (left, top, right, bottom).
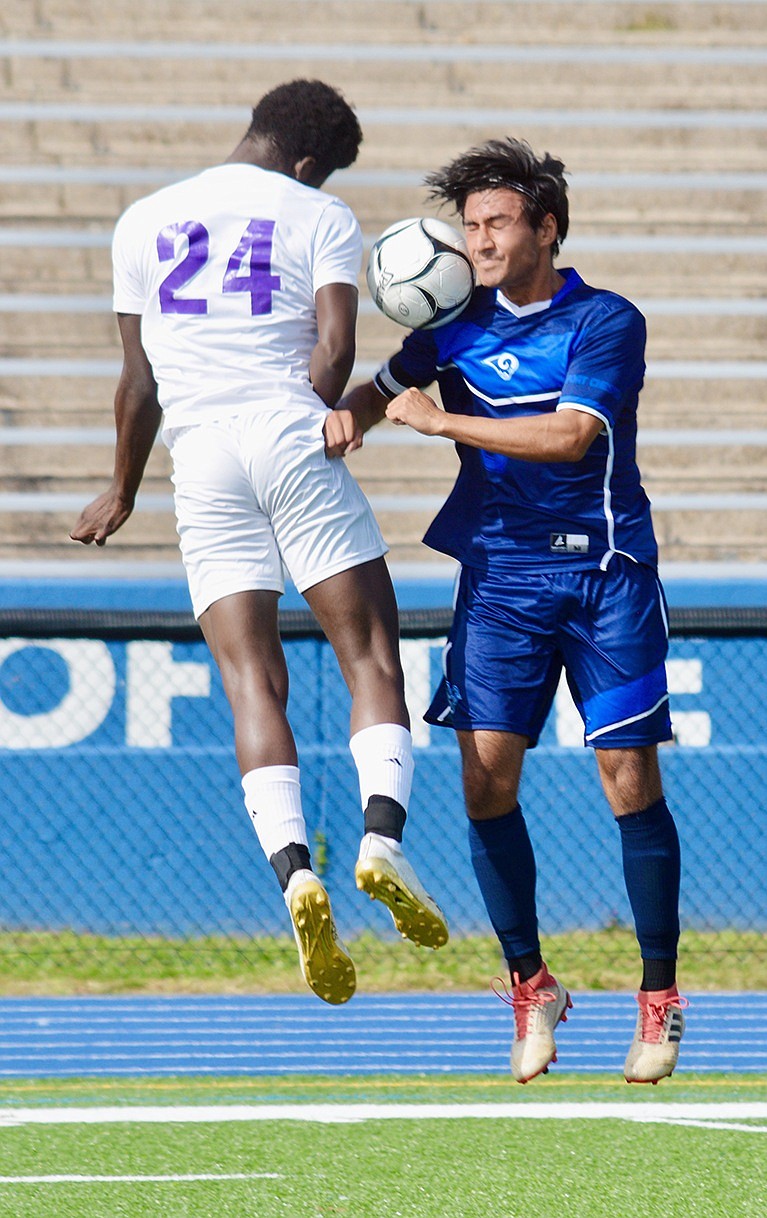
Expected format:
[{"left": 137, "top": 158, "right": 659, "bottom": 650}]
[
  {"left": 0, "top": 639, "right": 116, "bottom": 748},
  {"left": 666, "top": 658, "right": 711, "bottom": 746},
  {"left": 126, "top": 642, "right": 211, "bottom": 748},
  {"left": 400, "top": 638, "right": 445, "bottom": 748},
  {"left": 554, "top": 674, "right": 583, "bottom": 747}
]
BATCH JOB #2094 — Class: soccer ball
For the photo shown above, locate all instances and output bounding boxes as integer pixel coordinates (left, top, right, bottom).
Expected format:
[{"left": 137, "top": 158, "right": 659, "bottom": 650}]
[{"left": 366, "top": 217, "right": 474, "bottom": 329}]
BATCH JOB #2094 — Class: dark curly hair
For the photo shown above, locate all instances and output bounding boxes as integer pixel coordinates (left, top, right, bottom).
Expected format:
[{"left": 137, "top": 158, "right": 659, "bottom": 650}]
[
  {"left": 245, "top": 79, "right": 362, "bottom": 180},
  {"left": 425, "top": 137, "right": 569, "bottom": 255}
]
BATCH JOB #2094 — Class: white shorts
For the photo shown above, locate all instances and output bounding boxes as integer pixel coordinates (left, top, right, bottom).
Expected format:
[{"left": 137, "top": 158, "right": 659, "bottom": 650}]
[{"left": 167, "top": 409, "right": 387, "bottom": 618}]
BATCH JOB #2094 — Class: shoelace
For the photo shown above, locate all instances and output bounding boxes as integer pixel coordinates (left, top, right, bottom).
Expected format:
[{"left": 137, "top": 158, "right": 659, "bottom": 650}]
[
  {"left": 639, "top": 994, "right": 690, "bottom": 1043},
  {"left": 492, "top": 976, "right": 559, "bottom": 1038}
]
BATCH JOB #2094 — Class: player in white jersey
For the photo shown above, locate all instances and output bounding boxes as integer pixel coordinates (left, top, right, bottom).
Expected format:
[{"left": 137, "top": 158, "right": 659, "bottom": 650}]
[{"left": 71, "top": 80, "right": 448, "bottom": 1005}]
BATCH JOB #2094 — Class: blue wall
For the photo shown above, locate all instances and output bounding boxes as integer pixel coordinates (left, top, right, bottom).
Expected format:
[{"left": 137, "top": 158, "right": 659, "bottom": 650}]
[{"left": 0, "top": 609, "right": 764, "bottom": 939}]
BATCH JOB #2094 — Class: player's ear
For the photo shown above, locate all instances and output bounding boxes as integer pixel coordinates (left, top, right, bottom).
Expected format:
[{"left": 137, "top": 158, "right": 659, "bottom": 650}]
[
  {"left": 538, "top": 213, "right": 559, "bottom": 250},
  {"left": 294, "top": 155, "right": 324, "bottom": 187}
]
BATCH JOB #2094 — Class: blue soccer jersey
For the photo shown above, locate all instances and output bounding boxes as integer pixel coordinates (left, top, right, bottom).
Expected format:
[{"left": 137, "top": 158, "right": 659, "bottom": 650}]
[{"left": 374, "top": 268, "right": 658, "bottom": 573}]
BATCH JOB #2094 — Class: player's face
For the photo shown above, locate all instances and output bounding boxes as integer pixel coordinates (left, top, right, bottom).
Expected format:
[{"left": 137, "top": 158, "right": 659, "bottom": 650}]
[{"left": 462, "top": 188, "right": 558, "bottom": 305}]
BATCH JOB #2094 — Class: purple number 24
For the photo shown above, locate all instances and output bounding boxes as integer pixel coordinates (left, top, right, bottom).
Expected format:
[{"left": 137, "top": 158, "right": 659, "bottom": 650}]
[{"left": 157, "top": 219, "right": 281, "bottom": 316}]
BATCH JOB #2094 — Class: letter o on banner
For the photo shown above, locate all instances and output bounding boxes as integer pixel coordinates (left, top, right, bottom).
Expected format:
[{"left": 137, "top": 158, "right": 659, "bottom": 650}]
[{"left": 0, "top": 639, "right": 117, "bottom": 749}]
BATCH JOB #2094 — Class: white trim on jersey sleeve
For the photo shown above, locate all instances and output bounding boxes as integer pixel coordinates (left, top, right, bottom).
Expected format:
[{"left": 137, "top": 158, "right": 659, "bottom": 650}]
[
  {"left": 111, "top": 208, "right": 148, "bottom": 315},
  {"left": 556, "top": 400, "right": 610, "bottom": 434},
  {"left": 311, "top": 199, "right": 363, "bottom": 295},
  {"left": 373, "top": 361, "right": 411, "bottom": 399}
]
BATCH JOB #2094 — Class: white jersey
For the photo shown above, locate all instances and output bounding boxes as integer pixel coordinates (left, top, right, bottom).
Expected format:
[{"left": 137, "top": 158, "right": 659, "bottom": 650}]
[{"left": 112, "top": 163, "right": 363, "bottom": 430}]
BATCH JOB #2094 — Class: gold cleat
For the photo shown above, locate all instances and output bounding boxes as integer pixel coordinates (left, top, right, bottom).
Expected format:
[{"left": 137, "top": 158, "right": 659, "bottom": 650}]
[
  {"left": 285, "top": 871, "right": 356, "bottom": 1005},
  {"left": 355, "top": 835, "right": 449, "bottom": 950}
]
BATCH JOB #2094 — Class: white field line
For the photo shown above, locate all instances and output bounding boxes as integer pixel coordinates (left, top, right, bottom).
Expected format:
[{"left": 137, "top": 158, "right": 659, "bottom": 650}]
[
  {"left": 0, "top": 1102, "right": 765, "bottom": 1127},
  {"left": 0, "top": 1172, "right": 281, "bottom": 1184}
]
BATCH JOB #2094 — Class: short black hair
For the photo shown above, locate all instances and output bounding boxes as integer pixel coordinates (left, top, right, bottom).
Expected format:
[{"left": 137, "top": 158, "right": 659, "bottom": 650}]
[
  {"left": 246, "top": 79, "right": 362, "bottom": 180},
  {"left": 425, "top": 137, "right": 569, "bottom": 255}
]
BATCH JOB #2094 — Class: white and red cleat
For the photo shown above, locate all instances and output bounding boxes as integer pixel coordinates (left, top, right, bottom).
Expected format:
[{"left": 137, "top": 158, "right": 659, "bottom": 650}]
[
  {"left": 624, "top": 986, "right": 687, "bottom": 1084},
  {"left": 496, "top": 964, "right": 573, "bottom": 1084}
]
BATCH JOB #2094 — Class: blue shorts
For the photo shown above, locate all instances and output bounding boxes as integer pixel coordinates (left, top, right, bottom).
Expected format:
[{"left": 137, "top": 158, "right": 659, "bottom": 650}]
[{"left": 425, "top": 557, "right": 673, "bottom": 749}]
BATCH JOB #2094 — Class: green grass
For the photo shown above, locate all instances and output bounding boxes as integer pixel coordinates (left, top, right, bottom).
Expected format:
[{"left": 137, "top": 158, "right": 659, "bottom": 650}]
[
  {"left": 0, "top": 1075, "right": 763, "bottom": 1217},
  {"left": 2, "top": 1072, "right": 767, "bottom": 1108},
  {"left": 0, "top": 928, "right": 763, "bottom": 994}
]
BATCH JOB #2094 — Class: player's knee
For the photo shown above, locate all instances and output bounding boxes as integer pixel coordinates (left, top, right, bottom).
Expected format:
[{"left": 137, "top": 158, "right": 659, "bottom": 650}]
[
  {"left": 462, "top": 771, "right": 518, "bottom": 820},
  {"left": 596, "top": 745, "right": 663, "bottom": 815}
]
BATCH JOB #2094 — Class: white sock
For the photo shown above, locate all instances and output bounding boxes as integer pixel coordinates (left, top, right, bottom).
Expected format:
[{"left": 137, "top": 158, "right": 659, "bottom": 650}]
[
  {"left": 348, "top": 722, "right": 414, "bottom": 811},
  {"left": 241, "top": 765, "right": 308, "bottom": 861}
]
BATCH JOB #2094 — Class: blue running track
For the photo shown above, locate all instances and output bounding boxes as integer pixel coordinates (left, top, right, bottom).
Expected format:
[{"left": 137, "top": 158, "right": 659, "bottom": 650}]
[{"left": 0, "top": 993, "right": 764, "bottom": 1077}]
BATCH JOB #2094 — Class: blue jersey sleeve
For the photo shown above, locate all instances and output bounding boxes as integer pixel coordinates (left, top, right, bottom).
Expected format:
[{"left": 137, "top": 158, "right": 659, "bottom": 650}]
[
  {"left": 373, "top": 327, "right": 440, "bottom": 399},
  {"left": 558, "top": 297, "right": 646, "bottom": 429}
]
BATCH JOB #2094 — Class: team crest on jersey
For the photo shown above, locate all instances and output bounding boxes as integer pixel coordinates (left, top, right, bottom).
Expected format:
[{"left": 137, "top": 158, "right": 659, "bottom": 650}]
[{"left": 482, "top": 352, "right": 520, "bottom": 381}]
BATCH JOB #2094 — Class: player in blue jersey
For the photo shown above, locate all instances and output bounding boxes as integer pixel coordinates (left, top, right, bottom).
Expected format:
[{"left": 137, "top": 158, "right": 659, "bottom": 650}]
[{"left": 341, "top": 137, "right": 685, "bottom": 1083}]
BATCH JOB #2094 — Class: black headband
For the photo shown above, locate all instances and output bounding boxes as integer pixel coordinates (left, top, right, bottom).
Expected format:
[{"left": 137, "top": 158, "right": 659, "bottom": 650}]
[{"left": 470, "top": 178, "right": 548, "bottom": 219}]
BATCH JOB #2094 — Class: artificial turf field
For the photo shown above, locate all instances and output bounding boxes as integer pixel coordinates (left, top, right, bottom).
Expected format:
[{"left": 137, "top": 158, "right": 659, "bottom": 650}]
[{"left": 0, "top": 1074, "right": 764, "bottom": 1217}]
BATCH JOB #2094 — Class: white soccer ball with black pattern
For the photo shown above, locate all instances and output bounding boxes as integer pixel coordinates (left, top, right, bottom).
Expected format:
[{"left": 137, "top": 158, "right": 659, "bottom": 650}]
[{"left": 366, "top": 217, "right": 475, "bottom": 329}]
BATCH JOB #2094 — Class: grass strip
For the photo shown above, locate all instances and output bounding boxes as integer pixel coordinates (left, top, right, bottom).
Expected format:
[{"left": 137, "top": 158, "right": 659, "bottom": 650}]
[{"left": 0, "top": 927, "right": 763, "bottom": 994}]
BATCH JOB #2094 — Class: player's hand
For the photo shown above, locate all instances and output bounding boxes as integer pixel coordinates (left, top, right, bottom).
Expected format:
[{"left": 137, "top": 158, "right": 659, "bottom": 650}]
[
  {"left": 69, "top": 489, "right": 134, "bottom": 546},
  {"left": 385, "top": 388, "right": 444, "bottom": 436},
  {"left": 323, "top": 408, "right": 363, "bottom": 457}
]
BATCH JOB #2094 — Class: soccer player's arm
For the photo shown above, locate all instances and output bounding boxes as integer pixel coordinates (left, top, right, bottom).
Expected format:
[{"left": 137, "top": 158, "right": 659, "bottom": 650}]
[
  {"left": 338, "top": 328, "right": 442, "bottom": 444},
  {"left": 387, "top": 303, "right": 644, "bottom": 462},
  {"left": 387, "top": 388, "right": 602, "bottom": 461},
  {"left": 70, "top": 314, "right": 162, "bottom": 545},
  {"left": 71, "top": 208, "right": 162, "bottom": 545},
  {"left": 311, "top": 282, "right": 358, "bottom": 410},
  {"left": 309, "top": 201, "right": 367, "bottom": 456}
]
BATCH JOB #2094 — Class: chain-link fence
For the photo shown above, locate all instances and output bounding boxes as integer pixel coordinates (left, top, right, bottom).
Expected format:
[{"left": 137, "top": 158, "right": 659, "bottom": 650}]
[{"left": 0, "top": 606, "right": 764, "bottom": 993}]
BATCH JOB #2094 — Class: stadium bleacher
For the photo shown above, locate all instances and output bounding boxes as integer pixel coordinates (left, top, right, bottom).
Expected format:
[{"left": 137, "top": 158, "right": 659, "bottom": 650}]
[{"left": 1, "top": 0, "right": 766, "bottom": 576}]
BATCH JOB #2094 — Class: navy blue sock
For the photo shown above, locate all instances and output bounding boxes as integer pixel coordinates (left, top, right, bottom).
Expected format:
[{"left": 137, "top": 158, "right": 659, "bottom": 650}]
[
  {"left": 616, "top": 797, "right": 681, "bottom": 983},
  {"left": 467, "top": 804, "right": 540, "bottom": 967}
]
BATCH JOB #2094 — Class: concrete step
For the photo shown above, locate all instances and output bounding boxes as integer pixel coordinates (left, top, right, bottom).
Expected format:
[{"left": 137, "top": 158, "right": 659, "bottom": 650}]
[
  {"left": 4, "top": 111, "right": 767, "bottom": 176},
  {"left": 2, "top": 239, "right": 766, "bottom": 300},
  {"left": 2, "top": 372, "right": 767, "bottom": 431},
  {"left": 2, "top": 171, "right": 764, "bottom": 233},
  {"left": 6, "top": 1, "right": 766, "bottom": 44},
  {"left": 0, "top": 501, "right": 765, "bottom": 567},
  {"left": 0, "top": 444, "right": 171, "bottom": 487},
  {"left": 1, "top": 427, "right": 764, "bottom": 499},
  {"left": 3, "top": 49, "right": 766, "bottom": 109},
  {"left": 3, "top": 303, "right": 767, "bottom": 362}
]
